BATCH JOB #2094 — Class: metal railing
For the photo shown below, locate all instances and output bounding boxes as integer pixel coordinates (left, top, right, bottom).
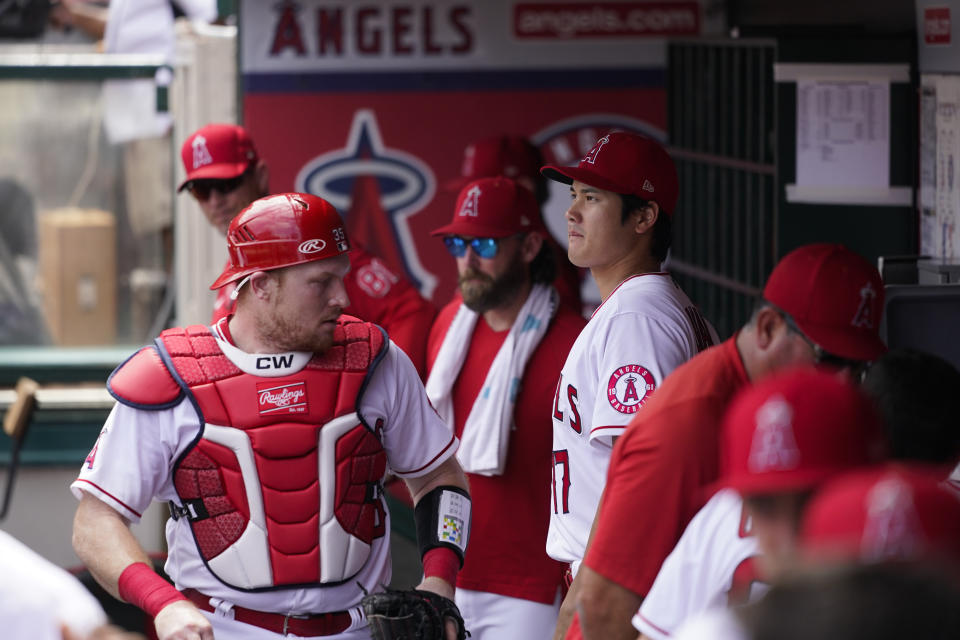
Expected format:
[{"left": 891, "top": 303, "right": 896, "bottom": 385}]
[{"left": 667, "top": 38, "right": 777, "bottom": 339}]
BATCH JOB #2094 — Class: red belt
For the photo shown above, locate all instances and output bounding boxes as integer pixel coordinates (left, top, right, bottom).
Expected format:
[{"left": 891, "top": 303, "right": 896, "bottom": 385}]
[{"left": 182, "top": 588, "right": 353, "bottom": 637}]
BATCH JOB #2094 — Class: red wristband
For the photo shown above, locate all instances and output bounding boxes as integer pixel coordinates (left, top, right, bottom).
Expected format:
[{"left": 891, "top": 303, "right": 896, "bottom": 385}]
[
  {"left": 117, "top": 562, "right": 187, "bottom": 618},
  {"left": 422, "top": 547, "right": 459, "bottom": 587}
]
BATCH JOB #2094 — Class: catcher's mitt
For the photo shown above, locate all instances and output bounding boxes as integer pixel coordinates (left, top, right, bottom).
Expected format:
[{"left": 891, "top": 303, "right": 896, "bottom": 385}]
[{"left": 362, "top": 587, "right": 469, "bottom": 640}]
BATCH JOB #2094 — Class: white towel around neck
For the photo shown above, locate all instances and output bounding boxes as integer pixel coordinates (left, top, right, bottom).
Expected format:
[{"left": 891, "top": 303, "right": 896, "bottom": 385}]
[{"left": 426, "top": 283, "right": 558, "bottom": 475}]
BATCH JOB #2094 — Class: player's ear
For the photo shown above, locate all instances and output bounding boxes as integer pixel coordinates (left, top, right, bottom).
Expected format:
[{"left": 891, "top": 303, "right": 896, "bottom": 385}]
[
  {"left": 754, "top": 305, "right": 786, "bottom": 350},
  {"left": 520, "top": 232, "right": 544, "bottom": 264},
  {"left": 633, "top": 201, "right": 659, "bottom": 235},
  {"left": 247, "top": 270, "right": 276, "bottom": 300}
]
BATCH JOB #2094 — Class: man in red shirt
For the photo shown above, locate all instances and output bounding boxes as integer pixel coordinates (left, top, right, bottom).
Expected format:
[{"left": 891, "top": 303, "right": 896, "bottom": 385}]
[
  {"left": 447, "top": 134, "right": 583, "bottom": 313},
  {"left": 425, "top": 177, "right": 586, "bottom": 639},
  {"left": 178, "top": 123, "right": 437, "bottom": 377},
  {"left": 568, "top": 243, "right": 888, "bottom": 640}
]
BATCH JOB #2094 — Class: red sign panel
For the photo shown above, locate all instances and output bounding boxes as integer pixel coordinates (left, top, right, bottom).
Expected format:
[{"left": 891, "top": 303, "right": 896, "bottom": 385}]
[
  {"left": 240, "top": 0, "right": 690, "bottom": 305},
  {"left": 925, "top": 7, "right": 951, "bottom": 45},
  {"left": 514, "top": 2, "right": 700, "bottom": 39}
]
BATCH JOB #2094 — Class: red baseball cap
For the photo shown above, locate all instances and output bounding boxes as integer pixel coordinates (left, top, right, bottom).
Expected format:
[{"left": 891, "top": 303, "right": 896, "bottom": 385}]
[
  {"left": 210, "top": 193, "right": 349, "bottom": 290},
  {"left": 445, "top": 135, "right": 543, "bottom": 192},
  {"left": 178, "top": 123, "right": 259, "bottom": 191},
  {"left": 431, "top": 177, "right": 544, "bottom": 239},
  {"left": 764, "top": 243, "right": 887, "bottom": 362},
  {"left": 801, "top": 465, "right": 960, "bottom": 564},
  {"left": 540, "top": 131, "right": 679, "bottom": 215},
  {"left": 721, "top": 367, "right": 887, "bottom": 496}
]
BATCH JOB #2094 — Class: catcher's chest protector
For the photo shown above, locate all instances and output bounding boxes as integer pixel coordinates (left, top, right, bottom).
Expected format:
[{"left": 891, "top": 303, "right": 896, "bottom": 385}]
[{"left": 159, "top": 321, "right": 388, "bottom": 590}]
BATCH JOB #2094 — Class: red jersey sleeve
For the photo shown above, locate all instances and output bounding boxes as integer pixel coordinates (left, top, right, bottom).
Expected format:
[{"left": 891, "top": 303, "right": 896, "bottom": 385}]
[
  {"left": 584, "top": 400, "right": 722, "bottom": 597},
  {"left": 344, "top": 250, "right": 437, "bottom": 380}
]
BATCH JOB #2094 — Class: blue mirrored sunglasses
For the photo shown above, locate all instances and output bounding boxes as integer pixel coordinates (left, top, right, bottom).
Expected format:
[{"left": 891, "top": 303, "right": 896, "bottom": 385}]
[{"left": 443, "top": 236, "right": 500, "bottom": 259}]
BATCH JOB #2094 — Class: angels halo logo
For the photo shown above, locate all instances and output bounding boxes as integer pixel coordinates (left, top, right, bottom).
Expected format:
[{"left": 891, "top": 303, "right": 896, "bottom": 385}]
[{"left": 295, "top": 109, "right": 437, "bottom": 296}]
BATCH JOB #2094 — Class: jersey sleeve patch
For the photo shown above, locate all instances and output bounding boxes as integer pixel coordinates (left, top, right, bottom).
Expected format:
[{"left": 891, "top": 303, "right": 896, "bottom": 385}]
[
  {"left": 606, "top": 364, "right": 657, "bottom": 414},
  {"left": 108, "top": 347, "right": 183, "bottom": 409}
]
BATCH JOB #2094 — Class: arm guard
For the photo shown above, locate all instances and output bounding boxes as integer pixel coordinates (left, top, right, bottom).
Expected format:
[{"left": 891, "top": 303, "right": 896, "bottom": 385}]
[{"left": 413, "top": 485, "right": 471, "bottom": 567}]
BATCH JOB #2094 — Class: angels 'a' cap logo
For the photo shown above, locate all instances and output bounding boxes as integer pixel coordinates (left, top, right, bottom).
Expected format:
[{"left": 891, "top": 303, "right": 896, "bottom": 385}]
[
  {"left": 851, "top": 281, "right": 877, "bottom": 329},
  {"left": 607, "top": 364, "right": 656, "bottom": 414},
  {"left": 862, "top": 477, "right": 922, "bottom": 560},
  {"left": 458, "top": 185, "right": 481, "bottom": 218},
  {"left": 748, "top": 395, "right": 801, "bottom": 472},
  {"left": 192, "top": 134, "right": 214, "bottom": 169},
  {"left": 582, "top": 135, "right": 610, "bottom": 165},
  {"left": 298, "top": 239, "right": 327, "bottom": 254}
]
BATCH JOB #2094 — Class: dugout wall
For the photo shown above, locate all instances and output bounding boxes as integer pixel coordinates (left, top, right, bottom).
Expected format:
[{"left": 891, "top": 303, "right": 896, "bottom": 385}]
[{"left": 667, "top": 33, "right": 918, "bottom": 339}]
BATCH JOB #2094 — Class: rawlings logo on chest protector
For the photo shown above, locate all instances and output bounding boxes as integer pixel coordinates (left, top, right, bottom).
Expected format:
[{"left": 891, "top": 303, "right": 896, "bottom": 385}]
[{"left": 257, "top": 381, "right": 307, "bottom": 414}]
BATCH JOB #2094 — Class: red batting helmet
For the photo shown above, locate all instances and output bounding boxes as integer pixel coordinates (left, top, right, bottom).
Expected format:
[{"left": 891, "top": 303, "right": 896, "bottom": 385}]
[{"left": 210, "top": 193, "right": 350, "bottom": 290}]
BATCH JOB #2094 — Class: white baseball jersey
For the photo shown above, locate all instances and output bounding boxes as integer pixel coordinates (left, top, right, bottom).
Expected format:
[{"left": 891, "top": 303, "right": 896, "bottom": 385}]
[
  {"left": 547, "top": 274, "right": 717, "bottom": 569},
  {"left": 0, "top": 530, "right": 107, "bottom": 640},
  {"left": 632, "top": 489, "right": 765, "bottom": 640},
  {"left": 72, "top": 334, "right": 458, "bottom": 619},
  {"left": 671, "top": 606, "right": 749, "bottom": 640}
]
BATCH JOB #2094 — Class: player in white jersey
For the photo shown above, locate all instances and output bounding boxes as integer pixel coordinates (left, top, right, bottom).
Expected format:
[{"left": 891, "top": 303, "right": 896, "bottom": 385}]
[
  {"left": 71, "top": 194, "right": 471, "bottom": 640},
  {"left": 0, "top": 529, "right": 119, "bottom": 640},
  {"left": 547, "top": 273, "right": 716, "bottom": 568},
  {"left": 632, "top": 489, "right": 762, "bottom": 640},
  {"left": 540, "top": 132, "right": 716, "bottom": 639},
  {"left": 636, "top": 367, "right": 887, "bottom": 640}
]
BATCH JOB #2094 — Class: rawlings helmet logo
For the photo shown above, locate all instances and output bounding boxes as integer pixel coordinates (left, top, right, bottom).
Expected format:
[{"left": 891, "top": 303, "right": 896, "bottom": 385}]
[{"left": 298, "top": 239, "right": 327, "bottom": 254}]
